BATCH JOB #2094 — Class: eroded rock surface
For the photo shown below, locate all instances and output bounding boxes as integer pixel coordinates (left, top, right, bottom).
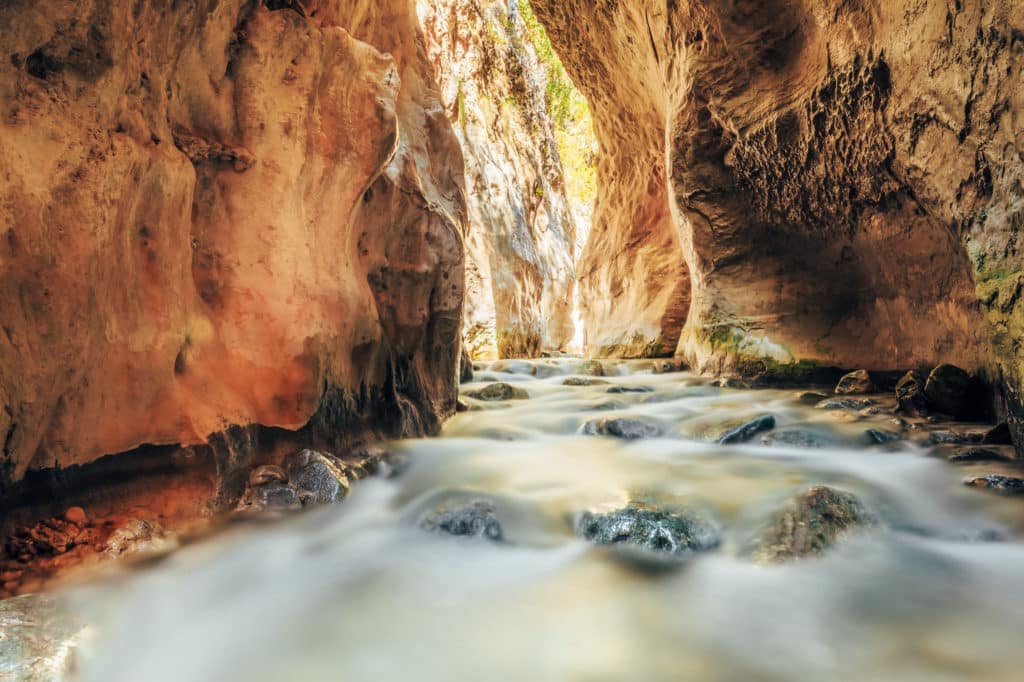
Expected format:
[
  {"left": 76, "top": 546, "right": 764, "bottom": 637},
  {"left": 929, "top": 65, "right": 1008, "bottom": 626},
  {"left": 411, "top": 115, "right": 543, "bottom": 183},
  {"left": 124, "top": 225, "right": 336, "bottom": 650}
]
[
  {"left": 530, "top": 0, "right": 1023, "bottom": 448},
  {"left": 0, "top": 0, "right": 465, "bottom": 484},
  {"left": 420, "top": 0, "right": 576, "bottom": 359}
]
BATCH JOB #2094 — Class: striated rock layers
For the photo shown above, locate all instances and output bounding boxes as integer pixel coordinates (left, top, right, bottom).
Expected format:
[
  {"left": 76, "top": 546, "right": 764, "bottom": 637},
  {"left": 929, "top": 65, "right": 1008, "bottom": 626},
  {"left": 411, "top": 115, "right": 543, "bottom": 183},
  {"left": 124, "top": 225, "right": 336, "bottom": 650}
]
[
  {"left": 0, "top": 0, "right": 466, "bottom": 486},
  {"left": 420, "top": 0, "right": 576, "bottom": 359},
  {"left": 531, "top": 1, "right": 1023, "bottom": 430}
]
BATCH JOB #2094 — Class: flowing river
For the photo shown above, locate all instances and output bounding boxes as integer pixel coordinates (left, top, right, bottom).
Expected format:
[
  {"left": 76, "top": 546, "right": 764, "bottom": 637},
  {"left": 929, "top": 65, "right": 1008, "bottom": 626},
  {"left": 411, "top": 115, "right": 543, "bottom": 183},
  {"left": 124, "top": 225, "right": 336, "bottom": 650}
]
[{"left": 11, "top": 359, "right": 1024, "bottom": 681}]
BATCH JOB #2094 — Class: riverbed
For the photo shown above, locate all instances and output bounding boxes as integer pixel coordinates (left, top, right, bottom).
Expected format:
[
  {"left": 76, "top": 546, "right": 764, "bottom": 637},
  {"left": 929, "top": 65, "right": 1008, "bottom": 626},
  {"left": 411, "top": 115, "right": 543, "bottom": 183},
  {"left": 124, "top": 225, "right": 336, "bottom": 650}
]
[{"left": 8, "top": 359, "right": 1024, "bottom": 681}]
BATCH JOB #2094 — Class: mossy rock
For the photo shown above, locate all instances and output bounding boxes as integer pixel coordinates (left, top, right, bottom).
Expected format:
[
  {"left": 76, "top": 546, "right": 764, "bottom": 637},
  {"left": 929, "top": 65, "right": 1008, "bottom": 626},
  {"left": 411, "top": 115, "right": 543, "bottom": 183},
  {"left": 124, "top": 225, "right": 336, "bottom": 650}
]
[
  {"left": 576, "top": 502, "right": 720, "bottom": 559},
  {"left": 466, "top": 382, "right": 530, "bottom": 401},
  {"left": 750, "top": 486, "right": 874, "bottom": 563}
]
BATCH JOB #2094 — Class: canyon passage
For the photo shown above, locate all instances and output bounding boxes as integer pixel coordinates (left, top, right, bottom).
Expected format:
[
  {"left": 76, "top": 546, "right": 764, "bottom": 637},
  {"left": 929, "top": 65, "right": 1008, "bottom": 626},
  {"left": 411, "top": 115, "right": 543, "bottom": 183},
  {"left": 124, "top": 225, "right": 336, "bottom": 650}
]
[{"left": 2, "top": 0, "right": 1024, "bottom": 680}]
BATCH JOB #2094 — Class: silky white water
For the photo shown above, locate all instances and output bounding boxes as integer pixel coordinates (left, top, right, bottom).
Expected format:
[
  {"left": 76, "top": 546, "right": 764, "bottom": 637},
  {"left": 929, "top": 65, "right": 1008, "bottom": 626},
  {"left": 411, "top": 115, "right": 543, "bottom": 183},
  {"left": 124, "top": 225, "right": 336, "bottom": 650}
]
[{"left": 55, "top": 360, "right": 1024, "bottom": 681}]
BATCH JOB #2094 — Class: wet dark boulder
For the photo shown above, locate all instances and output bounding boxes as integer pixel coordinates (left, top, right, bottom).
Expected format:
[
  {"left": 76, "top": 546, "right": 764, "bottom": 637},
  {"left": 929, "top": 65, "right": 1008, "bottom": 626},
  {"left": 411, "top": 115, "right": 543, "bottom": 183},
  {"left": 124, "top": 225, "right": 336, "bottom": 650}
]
[
  {"left": 964, "top": 475, "right": 1024, "bottom": 494},
  {"left": 606, "top": 385, "right": 654, "bottom": 394},
  {"left": 581, "top": 417, "right": 664, "bottom": 440},
  {"left": 924, "top": 364, "right": 971, "bottom": 417},
  {"left": 284, "top": 449, "right": 350, "bottom": 505},
  {"left": 750, "top": 486, "right": 875, "bottom": 563},
  {"left": 865, "top": 429, "right": 901, "bottom": 445},
  {"left": 835, "top": 370, "right": 875, "bottom": 395},
  {"left": 576, "top": 503, "right": 720, "bottom": 560},
  {"left": 466, "top": 382, "right": 530, "bottom": 401},
  {"left": 895, "top": 371, "right": 928, "bottom": 416},
  {"left": 797, "top": 391, "right": 830, "bottom": 405},
  {"left": 419, "top": 499, "right": 504, "bottom": 541},
  {"left": 982, "top": 422, "right": 1013, "bottom": 445},
  {"left": 760, "top": 428, "right": 835, "bottom": 448},
  {"left": 716, "top": 415, "right": 776, "bottom": 444}
]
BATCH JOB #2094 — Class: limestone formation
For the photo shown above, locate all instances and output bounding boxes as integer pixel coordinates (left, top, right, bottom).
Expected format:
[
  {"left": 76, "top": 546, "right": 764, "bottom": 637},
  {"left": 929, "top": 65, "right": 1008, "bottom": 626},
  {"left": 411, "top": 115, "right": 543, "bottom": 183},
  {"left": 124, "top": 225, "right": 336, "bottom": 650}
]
[
  {"left": 420, "top": 0, "right": 576, "bottom": 359},
  {"left": 0, "top": 0, "right": 466, "bottom": 483},
  {"left": 529, "top": 0, "right": 1023, "bottom": 448}
]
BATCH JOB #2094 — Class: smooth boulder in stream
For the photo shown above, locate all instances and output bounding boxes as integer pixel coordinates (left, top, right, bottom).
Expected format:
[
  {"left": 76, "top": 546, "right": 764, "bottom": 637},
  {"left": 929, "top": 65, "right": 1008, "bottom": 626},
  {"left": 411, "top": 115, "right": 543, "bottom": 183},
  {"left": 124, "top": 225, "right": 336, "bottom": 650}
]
[
  {"left": 576, "top": 503, "right": 720, "bottom": 561},
  {"left": 750, "top": 486, "right": 875, "bottom": 563},
  {"left": 716, "top": 415, "right": 776, "bottom": 444},
  {"left": 419, "top": 499, "right": 504, "bottom": 541},
  {"left": 466, "top": 382, "right": 530, "bottom": 401},
  {"left": 581, "top": 418, "right": 663, "bottom": 440}
]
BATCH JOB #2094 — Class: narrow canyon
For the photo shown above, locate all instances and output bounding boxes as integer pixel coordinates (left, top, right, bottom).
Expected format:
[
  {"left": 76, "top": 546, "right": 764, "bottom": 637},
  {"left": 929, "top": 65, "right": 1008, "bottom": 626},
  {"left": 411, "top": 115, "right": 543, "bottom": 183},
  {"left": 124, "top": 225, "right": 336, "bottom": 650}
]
[{"left": 1, "top": 0, "right": 1023, "bottom": 678}]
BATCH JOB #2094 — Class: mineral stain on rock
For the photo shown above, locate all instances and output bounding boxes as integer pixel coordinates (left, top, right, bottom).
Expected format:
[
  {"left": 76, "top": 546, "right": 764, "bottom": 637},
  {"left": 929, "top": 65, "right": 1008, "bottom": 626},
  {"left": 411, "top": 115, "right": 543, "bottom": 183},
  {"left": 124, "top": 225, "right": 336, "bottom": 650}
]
[{"left": 750, "top": 486, "right": 875, "bottom": 563}]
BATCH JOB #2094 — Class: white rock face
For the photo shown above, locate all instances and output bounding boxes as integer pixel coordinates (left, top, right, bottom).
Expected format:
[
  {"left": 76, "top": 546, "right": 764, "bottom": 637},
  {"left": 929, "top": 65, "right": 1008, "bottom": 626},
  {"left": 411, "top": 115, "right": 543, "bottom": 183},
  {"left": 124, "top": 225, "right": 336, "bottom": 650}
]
[{"left": 420, "top": 0, "right": 577, "bottom": 359}]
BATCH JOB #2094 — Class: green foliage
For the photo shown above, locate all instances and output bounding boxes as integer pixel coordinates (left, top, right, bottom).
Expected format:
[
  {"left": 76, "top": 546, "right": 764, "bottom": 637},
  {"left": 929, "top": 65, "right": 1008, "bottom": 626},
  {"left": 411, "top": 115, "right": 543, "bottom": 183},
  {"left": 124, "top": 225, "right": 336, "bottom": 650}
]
[{"left": 519, "top": 2, "right": 597, "bottom": 216}]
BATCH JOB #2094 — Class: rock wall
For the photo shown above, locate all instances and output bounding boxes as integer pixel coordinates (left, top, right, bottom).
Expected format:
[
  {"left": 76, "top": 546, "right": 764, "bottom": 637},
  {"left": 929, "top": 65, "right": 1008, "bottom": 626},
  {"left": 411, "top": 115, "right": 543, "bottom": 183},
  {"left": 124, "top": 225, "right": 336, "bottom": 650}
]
[
  {"left": 531, "top": 2, "right": 1021, "bottom": 397},
  {"left": 0, "top": 0, "right": 466, "bottom": 486},
  {"left": 419, "top": 0, "right": 576, "bottom": 359}
]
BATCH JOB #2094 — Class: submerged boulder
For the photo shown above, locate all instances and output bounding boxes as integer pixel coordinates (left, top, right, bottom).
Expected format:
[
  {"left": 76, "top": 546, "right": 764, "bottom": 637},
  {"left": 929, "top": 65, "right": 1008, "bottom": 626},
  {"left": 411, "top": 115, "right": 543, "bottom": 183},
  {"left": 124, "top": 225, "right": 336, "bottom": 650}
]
[
  {"left": 563, "top": 376, "right": 610, "bottom": 387},
  {"left": 716, "top": 415, "right": 776, "bottom": 444},
  {"left": 865, "top": 429, "right": 901, "bottom": 445},
  {"left": 816, "top": 398, "right": 874, "bottom": 411},
  {"left": 760, "top": 428, "right": 835, "bottom": 449},
  {"left": 576, "top": 503, "right": 720, "bottom": 560},
  {"left": 579, "top": 360, "right": 607, "bottom": 377},
  {"left": 835, "top": 370, "right": 875, "bottom": 395},
  {"left": 606, "top": 385, "right": 655, "bottom": 394},
  {"left": 924, "top": 364, "right": 971, "bottom": 417},
  {"left": 750, "top": 486, "right": 874, "bottom": 563},
  {"left": 419, "top": 499, "right": 504, "bottom": 541},
  {"left": 466, "top": 382, "right": 530, "bottom": 401},
  {"left": 581, "top": 417, "right": 664, "bottom": 440}
]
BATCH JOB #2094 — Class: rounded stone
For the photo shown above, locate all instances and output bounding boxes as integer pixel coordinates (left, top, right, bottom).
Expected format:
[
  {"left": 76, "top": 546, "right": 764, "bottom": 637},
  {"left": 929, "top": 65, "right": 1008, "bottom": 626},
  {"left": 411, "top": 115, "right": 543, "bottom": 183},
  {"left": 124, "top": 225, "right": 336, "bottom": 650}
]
[
  {"left": 716, "top": 415, "right": 776, "bottom": 444},
  {"left": 580, "top": 417, "right": 663, "bottom": 440},
  {"left": 750, "top": 486, "right": 874, "bottom": 563},
  {"left": 466, "top": 382, "right": 529, "bottom": 401},
  {"left": 419, "top": 499, "right": 504, "bottom": 541},
  {"left": 835, "top": 369, "right": 875, "bottom": 395},
  {"left": 576, "top": 503, "right": 720, "bottom": 559},
  {"left": 63, "top": 507, "right": 87, "bottom": 525}
]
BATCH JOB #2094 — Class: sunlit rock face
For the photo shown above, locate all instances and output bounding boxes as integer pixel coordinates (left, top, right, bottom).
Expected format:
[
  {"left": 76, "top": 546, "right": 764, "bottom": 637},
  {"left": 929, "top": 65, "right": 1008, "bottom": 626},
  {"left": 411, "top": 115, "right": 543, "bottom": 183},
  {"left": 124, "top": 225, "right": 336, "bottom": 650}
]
[
  {"left": 420, "top": 0, "right": 576, "bottom": 360},
  {"left": 0, "top": 0, "right": 466, "bottom": 483},
  {"left": 531, "top": 3, "right": 1020, "bottom": 394}
]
